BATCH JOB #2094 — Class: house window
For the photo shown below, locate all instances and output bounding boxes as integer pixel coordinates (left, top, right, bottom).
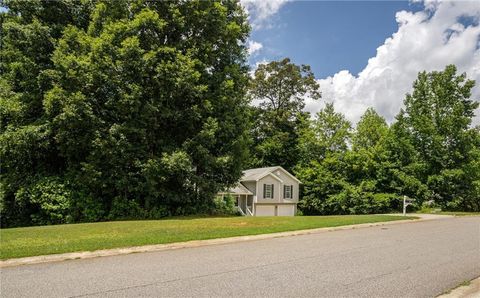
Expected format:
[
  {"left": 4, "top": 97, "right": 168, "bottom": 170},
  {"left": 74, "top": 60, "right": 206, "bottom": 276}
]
[
  {"left": 263, "top": 184, "right": 274, "bottom": 199},
  {"left": 284, "top": 185, "right": 293, "bottom": 199}
]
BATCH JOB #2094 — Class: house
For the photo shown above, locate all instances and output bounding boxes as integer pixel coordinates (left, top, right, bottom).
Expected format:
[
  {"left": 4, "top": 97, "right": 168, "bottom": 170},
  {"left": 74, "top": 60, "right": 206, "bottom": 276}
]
[{"left": 218, "top": 166, "right": 301, "bottom": 216}]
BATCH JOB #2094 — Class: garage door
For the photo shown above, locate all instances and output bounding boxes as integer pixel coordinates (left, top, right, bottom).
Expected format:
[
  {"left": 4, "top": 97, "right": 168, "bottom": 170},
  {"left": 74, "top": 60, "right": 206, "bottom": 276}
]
[
  {"left": 278, "top": 205, "right": 295, "bottom": 216},
  {"left": 255, "top": 205, "right": 275, "bottom": 216}
]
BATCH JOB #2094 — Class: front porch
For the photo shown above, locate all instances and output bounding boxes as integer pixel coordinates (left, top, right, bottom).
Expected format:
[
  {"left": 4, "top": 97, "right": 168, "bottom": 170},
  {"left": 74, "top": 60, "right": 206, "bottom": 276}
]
[
  {"left": 218, "top": 182, "right": 255, "bottom": 216},
  {"left": 234, "top": 194, "right": 254, "bottom": 216},
  {"left": 217, "top": 193, "right": 254, "bottom": 216}
]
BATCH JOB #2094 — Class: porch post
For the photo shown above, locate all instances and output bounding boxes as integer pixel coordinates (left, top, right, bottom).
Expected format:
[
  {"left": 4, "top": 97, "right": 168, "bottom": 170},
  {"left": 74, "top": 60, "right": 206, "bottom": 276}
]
[{"left": 245, "top": 194, "right": 248, "bottom": 214}]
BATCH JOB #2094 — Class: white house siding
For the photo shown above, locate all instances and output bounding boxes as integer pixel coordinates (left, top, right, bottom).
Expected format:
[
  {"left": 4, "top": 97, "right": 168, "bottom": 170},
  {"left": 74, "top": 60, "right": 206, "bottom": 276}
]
[
  {"left": 256, "top": 175, "right": 282, "bottom": 203},
  {"left": 256, "top": 171, "right": 299, "bottom": 203},
  {"left": 235, "top": 166, "right": 301, "bottom": 216},
  {"left": 271, "top": 169, "right": 299, "bottom": 203}
]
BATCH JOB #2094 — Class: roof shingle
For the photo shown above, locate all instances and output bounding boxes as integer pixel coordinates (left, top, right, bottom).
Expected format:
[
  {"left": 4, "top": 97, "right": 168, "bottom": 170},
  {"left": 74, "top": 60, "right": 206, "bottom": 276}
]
[{"left": 240, "top": 166, "right": 279, "bottom": 181}]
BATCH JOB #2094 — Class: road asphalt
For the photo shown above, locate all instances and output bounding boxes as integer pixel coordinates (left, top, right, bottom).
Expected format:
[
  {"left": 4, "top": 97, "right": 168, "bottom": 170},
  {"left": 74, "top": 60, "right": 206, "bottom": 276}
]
[{"left": 1, "top": 216, "right": 479, "bottom": 297}]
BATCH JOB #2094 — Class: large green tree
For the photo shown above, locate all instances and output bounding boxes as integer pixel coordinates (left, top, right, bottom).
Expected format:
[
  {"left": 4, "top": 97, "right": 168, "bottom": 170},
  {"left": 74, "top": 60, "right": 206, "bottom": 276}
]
[
  {"left": 346, "top": 108, "right": 390, "bottom": 188},
  {"left": 296, "top": 104, "right": 353, "bottom": 215},
  {"left": 351, "top": 108, "right": 388, "bottom": 150},
  {"left": 297, "top": 106, "right": 401, "bottom": 215},
  {"left": 395, "top": 65, "right": 479, "bottom": 210},
  {"left": 297, "top": 103, "right": 351, "bottom": 165},
  {"left": 248, "top": 58, "right": 321, "bottom": 171},
  {"left": 1, "top": 0, "right": 251, "bottom": 226}
]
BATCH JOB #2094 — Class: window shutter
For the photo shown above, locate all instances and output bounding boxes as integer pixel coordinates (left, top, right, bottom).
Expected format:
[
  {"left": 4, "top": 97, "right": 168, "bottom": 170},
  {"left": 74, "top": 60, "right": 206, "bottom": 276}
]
[
  {"left": 283, "top": 185, "right": 286, "bottom": 199},
  {"left": 263, "top": 184, "right": 266, "bottom": 198},
  {"left": 271, "top": 184, "right": 274, "bottom": 198},
  {"left": 291, "top": 185, "right": 293, "bottom": 198}
]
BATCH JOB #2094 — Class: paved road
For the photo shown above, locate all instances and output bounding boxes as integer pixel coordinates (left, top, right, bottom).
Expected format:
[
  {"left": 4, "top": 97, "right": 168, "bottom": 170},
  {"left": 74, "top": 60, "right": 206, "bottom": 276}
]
[{"left": 1, "top": 217, "right": 479, "bottom": 297}]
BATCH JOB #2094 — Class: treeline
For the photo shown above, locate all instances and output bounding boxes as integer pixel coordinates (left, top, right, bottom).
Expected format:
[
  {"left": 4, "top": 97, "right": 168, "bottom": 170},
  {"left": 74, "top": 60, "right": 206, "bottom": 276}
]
[
  {"left": 1, "top": 1, "right": 479, "bottom": 227},
  {"left": 248, "top": 59, "right": 480, "bottom": 215}
]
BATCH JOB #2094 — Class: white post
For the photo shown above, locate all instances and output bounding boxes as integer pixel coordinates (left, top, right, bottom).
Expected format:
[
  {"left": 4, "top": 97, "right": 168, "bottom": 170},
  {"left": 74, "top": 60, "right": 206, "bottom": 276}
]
[{"left": 403, "top": 195, "right": 406, "bottom": 216}]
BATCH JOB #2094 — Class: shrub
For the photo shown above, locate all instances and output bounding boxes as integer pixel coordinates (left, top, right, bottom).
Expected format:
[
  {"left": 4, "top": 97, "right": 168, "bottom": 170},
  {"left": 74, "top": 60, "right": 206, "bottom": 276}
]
[
  {"left": 15, "top": 176, "right": 71, "bottom": 225},
  {"left": 213, "top": 195, "right": 239, "bottom": 215},
  {"left": 372, "top": 193, "right": 399, "bottom": 213},
  {"left": 108, "top": 196, "right": 144, "bottom": 220},
  {"left": 69, "top": 191, "right": 105, "bottom": 222},
  {"left": 146, "top": 206, "right": 170, "bottom": 219}
]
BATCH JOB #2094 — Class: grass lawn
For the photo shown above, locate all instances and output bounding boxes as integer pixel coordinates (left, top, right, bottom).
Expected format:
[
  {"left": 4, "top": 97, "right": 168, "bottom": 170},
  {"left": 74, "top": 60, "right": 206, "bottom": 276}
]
[
  {"left": 418, "top": 209, "right": 480, "bottom": 216},
  {"left": 430, "top": 211, "right": 480, "bottom": 216},
  {"left": 0, "top": 215, "right": 415, "bottom": 260}
]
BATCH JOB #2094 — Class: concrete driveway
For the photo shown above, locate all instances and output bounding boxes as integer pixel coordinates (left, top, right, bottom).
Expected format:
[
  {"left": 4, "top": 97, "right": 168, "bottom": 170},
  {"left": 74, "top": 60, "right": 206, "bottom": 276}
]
[{"left": 1, "top": 216, "right": 479, "bottom": 297}]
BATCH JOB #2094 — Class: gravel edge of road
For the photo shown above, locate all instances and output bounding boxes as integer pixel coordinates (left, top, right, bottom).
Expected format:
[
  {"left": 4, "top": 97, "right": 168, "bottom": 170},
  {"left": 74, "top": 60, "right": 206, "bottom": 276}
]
[{"left": 437, "top": 277, "right": 480, "bottom": 298}]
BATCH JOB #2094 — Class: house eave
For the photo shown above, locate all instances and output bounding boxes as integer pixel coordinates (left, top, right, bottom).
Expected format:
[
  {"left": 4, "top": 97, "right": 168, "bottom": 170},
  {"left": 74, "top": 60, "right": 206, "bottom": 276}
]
[
  {"left": 273, "top": 166, "right": 302, "bottom": 184},
  {"left": 218, "top": 192, "right": 252, "bottom": 195},
  {"left": 255, "top": 172, "right": 284, "bottom": 183}
]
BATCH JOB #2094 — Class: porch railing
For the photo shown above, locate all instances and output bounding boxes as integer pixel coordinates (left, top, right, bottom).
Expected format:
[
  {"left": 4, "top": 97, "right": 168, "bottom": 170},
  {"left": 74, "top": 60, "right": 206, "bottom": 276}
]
[{"left": 237, "top": 206, "right": 246, "bottom": 216}]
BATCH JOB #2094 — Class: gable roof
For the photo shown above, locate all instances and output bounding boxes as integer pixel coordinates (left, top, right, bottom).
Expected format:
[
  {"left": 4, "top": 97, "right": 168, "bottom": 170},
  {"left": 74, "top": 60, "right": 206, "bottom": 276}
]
[
  {"left": 218, "top": 182, "right": 253, "bottom": 195},
  {"left": 241, "top": 166, "right": 279, "bottom": 181},
  {"left": 258, "top": 172, "right": 284, "bottom": 183},
  {"left": 241, "top": 166, "right": 301, "bottom": 184}
]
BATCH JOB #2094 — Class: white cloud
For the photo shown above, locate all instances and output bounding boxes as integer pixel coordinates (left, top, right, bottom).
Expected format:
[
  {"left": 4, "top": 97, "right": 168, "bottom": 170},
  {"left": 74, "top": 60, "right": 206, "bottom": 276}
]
[
  {"left": 248, "top": 58, "right": 269, "bottom": 83},
  {"left": 306, "top": 0, "right": 480, "bottom": 126},
  {"left": 247, "top": 40, "right": 263, "bottom": 56},
  {"left": 240, "top": 0, "right": 289, "bottom": 30}
]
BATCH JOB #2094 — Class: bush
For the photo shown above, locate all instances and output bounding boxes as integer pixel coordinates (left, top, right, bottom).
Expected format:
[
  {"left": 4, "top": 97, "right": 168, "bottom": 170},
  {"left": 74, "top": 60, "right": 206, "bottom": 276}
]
[
  {"left": 108, "top": 196, "right": 144, "bottom": 220},
  {"left": 69, "top": 191, "right": 105, "bottom": 222},
  {"left": 15, "top": 177, "right": 71, "bottom": 225},
  {"left": 372, "top": 193, "right": 399, "bottom": 213},
  {"left": 300, "top": 186, "right": 401, "bottom": 215},
  {"left": 213, "top": 195, "right": 239, "bottom": 215},
  {"left": 146, "top": 206, "right": 170, "bottom": 219}
]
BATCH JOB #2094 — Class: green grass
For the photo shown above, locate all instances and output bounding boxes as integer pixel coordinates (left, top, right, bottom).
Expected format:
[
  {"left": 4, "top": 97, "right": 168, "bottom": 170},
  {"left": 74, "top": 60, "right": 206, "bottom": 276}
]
[
  {"left": 459, "top": 280, "right": 471, "bottom": 287},
  {"left": 434, "top": 211, "right": 480, "bottom": 216},
  {"left": 418, "top": 208, "right": 480, "bottom": 216},
  {"left": 441, "top": 279, "right": 473, "bottom": 295},
  {"left": 0, "top": 215, "right": 415, "bottom": 260}
]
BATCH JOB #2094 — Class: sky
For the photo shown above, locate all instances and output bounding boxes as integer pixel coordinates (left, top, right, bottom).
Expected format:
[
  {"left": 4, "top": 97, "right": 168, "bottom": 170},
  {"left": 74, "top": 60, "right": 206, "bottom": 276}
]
[{"left": 241, "top": 0, "right": 480, "bottom": 125}]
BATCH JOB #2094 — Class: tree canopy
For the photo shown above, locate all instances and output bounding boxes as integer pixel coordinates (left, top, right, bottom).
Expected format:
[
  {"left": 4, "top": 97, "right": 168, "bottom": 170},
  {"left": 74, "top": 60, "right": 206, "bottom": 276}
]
[
  {"left": 1, "top": 1, "right": 478, "bottom": 227},
  {"left": 1, "top": 0, "right": 251, "bottom": 226},
  {"left": 396, "top": 65, "right": 480, "bottom": 210},
  {"left": 248, "top": 58, "right": 321, "bottom": 172},
  {"left": 295, "top": 65, "right": 479, "bottom": 215}
]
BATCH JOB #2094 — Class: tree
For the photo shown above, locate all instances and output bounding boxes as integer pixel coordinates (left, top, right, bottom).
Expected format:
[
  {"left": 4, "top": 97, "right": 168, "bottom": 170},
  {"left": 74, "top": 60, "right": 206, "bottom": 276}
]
[
  {"left": 403, "top": 65, "right": 478, "bottom": 172},
  {"left": 312, "top": 103, "right": 351, "bottom": 154},
  {"left": 397, "top": 65, "right": 479, "bottom": 209},
  {"left": 352, "top": 108, "right": 388, "bottom": 150},
  {"left": 297, "top": 103, "right": 351, "bottom": 165},
  {"left": 295, "top": 104, "right": 354, "bottom": 215},
  {"left": 249, "top": 58, "right": 321, "bottom": 171},
  {"left": 346, "top": 108, "right": 389, "bottom": 187},
  {"left": 0, "top": 0, "right": 251, "bottom": 226},
  {"left": 250, "top": 58, "right": 321, "bottom": 113}
]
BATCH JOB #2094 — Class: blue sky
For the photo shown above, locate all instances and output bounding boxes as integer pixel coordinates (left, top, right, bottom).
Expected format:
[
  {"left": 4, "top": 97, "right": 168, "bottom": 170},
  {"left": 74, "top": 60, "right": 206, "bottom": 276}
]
[
  {"left": 242, "top": 0, "right": 480, "bottom": 124},
  {"left": 250, "top": 1, "right": 424, "bottom": 77}
]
